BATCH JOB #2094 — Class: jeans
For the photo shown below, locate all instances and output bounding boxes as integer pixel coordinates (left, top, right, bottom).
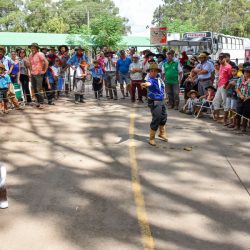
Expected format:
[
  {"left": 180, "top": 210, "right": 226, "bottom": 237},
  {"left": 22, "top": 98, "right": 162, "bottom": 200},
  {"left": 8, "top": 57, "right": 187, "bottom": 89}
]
[
  {"left": 166, "top": 83, "right": 180, "bottom": 107},
  {"left": 31, "top": 74, "right": 44, "bottom": 104},
  {"left": 20, "top": 74, "right": 32, "bottom": 103},
  {"left": 198, "top": 79, "right": 213, "bottom": 96},
  {"left": 131, "top": 80, "right": 143, "bottom": 101},
  {"left": 106, "top": 72, "right": 117, "bottom": 99},
  {"left": 148, "top": 99, "right": 167, "bottom": 131}
]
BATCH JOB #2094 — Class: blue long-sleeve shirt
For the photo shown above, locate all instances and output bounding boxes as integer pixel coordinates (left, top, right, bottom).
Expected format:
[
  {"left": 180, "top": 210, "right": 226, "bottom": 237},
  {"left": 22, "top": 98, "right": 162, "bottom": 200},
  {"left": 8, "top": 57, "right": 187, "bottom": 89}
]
[{"left": 67, "top": 53, "right": 88, "bottom": 67}]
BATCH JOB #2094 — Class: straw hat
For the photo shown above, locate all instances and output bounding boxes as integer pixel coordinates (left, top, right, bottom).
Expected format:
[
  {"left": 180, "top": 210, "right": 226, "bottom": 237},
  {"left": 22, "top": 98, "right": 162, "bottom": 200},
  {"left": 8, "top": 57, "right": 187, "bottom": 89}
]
[
  {"left": 187, "top": 90, "right": 199, "bottom": 97},
  {"left": 0, "top": 63, "right": 6, "bottom": 71},
  {"left": 29, "top": 43, "right": 40, "bottom": 49},
  {"left": 146, "top": 63, "right": 162, "bottom": 73}
]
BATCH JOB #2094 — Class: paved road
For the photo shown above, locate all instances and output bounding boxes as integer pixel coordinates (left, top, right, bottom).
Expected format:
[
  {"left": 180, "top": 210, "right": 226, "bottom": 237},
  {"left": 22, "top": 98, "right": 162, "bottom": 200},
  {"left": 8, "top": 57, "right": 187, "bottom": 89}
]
[{"left": 0, "top": 94, "right": 250, "bottom": 250}]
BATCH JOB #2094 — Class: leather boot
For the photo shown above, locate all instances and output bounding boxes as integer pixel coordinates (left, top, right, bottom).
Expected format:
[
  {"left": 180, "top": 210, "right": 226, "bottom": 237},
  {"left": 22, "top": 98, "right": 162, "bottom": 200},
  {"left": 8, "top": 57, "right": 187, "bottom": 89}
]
[
  {"left": 149, "top": 129, "right": 156, "bottom": 146},
  {"left": 233, "top": 115, "right": 241, "bottom": 130},
  {"left": 223, "top": 111, "right": 229, "bottom": 125},
  {"left": 241, "top": 118, "right": 247, "bottom": 133},
  {"left": 158, "top": 125, "right": 168, "bottom": 142}
]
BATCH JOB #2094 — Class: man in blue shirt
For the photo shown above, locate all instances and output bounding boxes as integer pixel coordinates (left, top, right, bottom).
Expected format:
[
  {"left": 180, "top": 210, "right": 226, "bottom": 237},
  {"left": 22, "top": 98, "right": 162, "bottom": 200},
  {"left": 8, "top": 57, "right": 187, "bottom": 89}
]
[
  {"left": 193, "top": 52, "right": 214, "bottom": 96},
  {"left": 116, "top": 50, "right": 131, "bottom": 98}
]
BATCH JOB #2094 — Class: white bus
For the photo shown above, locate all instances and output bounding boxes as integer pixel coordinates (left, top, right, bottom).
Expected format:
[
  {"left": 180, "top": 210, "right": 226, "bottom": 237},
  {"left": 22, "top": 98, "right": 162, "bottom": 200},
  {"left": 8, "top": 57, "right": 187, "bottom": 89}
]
[{"left": 181, "top": 31, "right": 245, "bottom": 64}]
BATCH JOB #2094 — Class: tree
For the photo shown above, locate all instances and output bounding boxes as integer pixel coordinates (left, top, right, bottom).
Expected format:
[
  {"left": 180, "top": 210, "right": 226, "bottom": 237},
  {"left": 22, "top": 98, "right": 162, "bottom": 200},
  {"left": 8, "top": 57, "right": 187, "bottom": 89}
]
[
  {"left": 0, "top": 0, "right": 130, "bottom": 39},
  {"left": 152, "top": 0, "right": 250, "bottom": 37}
]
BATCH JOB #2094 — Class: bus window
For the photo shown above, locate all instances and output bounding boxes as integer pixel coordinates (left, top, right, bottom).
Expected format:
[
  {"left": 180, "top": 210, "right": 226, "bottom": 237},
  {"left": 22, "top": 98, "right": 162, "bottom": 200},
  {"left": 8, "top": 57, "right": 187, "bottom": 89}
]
[
  {"left": 227, "top": 38, "right": 232, "bottom": 49},
  {"left": 236, "top": 38, "right": 239, "bottom": 49},
  {"left": 222, "top": 37, "right": 227, "bottom": 49},
  {"left": 232, "top": 38, "right": 235, "bottom": 49},
  {"left": 240, "top": 39, "right": 244, "bottom": 49}
]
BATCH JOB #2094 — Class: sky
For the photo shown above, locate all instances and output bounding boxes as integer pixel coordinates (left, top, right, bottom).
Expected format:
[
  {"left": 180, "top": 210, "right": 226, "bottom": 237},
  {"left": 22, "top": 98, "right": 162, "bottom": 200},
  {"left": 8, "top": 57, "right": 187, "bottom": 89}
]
[{"left": 113, "top": 0, "right": 163, "bottom": 36}]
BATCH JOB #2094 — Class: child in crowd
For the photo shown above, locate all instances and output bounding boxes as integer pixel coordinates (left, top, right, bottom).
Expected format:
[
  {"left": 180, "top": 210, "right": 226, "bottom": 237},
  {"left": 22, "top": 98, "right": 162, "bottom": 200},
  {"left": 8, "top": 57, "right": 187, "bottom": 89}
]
[
  {"left": 0, "top": 63, "right": 22, "bottom": 114},
  {"left": 180, "top": 90, "right": 199, "bottom": 115},
  {"left": 52, "top": 58, "right": 61, "bottom": 98},
  {"left": 74, "top": 60, "right": 88, "bottom": 104},
  {"left": 235, "top": 66, "right": 250, "bottom": 132},
  {"left": 183, "top": 70, "right": 198, "bottom": 101},
  {"left": 90, "top": 60, "right": 104, "bottom": 100},
  {"left": 0, "top": 63, "right": 11, "bottom": 114},
  {"left": 193, "top": 86, "right": 216, "bottom": 118},
  {"left": 45, "top": 60, "right": 55, "bottom": 105},
  {"left": 237, "top": 64, "right": 243, "bottom": 77},
  {"left": 224, "top": 66, "right": 239, "bottom": 126}
]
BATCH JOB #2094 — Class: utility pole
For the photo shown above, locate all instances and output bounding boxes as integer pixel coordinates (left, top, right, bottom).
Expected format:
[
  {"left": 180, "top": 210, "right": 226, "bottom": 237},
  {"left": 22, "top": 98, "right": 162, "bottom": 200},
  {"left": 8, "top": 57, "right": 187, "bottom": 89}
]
[{"left": 87, "top": 10, "right": 90, "bottom": 28}]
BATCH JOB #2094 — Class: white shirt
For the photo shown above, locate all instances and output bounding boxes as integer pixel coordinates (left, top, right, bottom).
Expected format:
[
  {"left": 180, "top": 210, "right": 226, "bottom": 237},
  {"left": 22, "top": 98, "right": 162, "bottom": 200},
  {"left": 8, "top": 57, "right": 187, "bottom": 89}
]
[
  {"left": 129, "top": 62, "right": 143, "bottom": 80},
  {"left": 75, "top": 66, "right": 85, "bottom": 78},
  {"left": 104, "top": 57, "right": 117, "bottom": 72},
  {"left": 52, "top": 66, "right": 60, "bottom": 77}
]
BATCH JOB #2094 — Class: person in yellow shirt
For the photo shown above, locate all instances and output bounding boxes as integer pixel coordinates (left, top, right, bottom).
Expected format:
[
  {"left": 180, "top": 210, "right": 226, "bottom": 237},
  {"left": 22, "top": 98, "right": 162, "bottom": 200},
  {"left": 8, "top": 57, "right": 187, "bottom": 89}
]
[{"left": 237, "top": 63, "right": 243, "bottom": 77}]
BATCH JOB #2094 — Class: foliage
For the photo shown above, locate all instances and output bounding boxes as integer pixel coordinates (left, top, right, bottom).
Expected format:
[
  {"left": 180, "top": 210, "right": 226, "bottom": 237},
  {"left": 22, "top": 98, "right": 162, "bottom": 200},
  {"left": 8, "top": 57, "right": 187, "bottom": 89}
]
[
  {"left": 0, "top": 0, "right": 130, "bottom": 48},
  {"left": 152, "top": 0, "right": 250, "bottom": 37},
  {"left": 90, "top": 14, "right": 125, "bottom": 48}
]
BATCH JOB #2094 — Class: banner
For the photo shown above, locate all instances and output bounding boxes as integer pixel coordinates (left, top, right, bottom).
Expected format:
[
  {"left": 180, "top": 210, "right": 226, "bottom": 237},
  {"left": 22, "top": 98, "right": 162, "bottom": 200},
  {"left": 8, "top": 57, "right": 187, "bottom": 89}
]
[{"left": 150, "top": 27, "right": 167, "bottom": 45}]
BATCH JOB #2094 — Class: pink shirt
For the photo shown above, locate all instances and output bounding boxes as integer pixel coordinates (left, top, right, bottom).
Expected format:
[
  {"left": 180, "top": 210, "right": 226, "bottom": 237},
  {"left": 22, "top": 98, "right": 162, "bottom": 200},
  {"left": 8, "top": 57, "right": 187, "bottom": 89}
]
[
  {"left": 218, "top": 63, "right": 232, "bottom": 88},
  {"left": 29, "top": 52, "right": 46, "bottom": 75}
]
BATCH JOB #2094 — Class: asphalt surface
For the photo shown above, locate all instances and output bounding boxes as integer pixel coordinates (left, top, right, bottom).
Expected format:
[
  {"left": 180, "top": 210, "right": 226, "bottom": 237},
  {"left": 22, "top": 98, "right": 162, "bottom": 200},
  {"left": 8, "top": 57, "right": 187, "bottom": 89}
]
[{"left": 0, "top": 91, "right": 250, "bottom": 250}]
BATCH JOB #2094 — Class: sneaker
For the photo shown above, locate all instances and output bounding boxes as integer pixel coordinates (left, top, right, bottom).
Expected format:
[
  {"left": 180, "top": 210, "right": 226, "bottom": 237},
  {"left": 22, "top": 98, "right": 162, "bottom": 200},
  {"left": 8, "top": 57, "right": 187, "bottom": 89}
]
[
  {"left": 0, "top": 187, "right": 8, "bottom": 209},
  {"left": 75, "top": 101, "right": 79, "bottom": 104},
  {"left": 79, "top": 100, "right": 86, "bottom": 103}
]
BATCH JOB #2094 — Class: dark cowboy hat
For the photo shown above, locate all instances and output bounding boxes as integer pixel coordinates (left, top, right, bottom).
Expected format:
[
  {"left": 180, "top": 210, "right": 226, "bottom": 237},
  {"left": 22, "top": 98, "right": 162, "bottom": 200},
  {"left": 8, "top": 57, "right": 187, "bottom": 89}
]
[
  {"left": 0, "top": 63, "right": 6, "bottom": 71},
  {"left": 202, "top": 51, "right": 210, "bottom": 56},
  {"left": 187, "top": 90, "right": 199, "bottom": 97},
  {"left": 58, "top": 45, "right": 69, "bottom": 52},
  {"left": 244, "top": 66, "right": 250, "bottom": 73},
  {"left": 49, "top": 46, "right": 56, "bottom": 50},
  {"left": 0, "top": 46, "right": 6, "bottom": 53},
  {"left": 146, "top": 63, "right": 162, "bottom": 73},
  {"left": 205, "top": 86, "right": 217, "bottom": 92},
  {"left": 155, "top": 53, "right": 166, "bottom": 60},
  {"left": 29, "top": 43, "right": 40, "bottom": 49},
  {"left": 76, "top": 46, "right": 85, "bottom": 51},
  {"left": 145, "top": 52, "right": 156, "bottom": 58}
]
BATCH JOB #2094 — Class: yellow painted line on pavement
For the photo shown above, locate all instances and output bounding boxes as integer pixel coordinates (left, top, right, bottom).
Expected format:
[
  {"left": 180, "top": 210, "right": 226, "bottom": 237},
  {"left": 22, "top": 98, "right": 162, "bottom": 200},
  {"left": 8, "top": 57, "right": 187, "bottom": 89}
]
[{"left": 129, "top": 111, "right": 155, "bottom": 250}]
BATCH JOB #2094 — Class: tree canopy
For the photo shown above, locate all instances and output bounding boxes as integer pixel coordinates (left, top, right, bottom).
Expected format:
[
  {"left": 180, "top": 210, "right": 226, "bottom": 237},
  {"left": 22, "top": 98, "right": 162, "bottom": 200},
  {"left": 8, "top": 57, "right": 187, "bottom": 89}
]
[
  {"left": 0, "top": 0, "right": 130, "bottom": 48},
  {"left": 152, "top": 0, "right": 250, "bottom": 37}
]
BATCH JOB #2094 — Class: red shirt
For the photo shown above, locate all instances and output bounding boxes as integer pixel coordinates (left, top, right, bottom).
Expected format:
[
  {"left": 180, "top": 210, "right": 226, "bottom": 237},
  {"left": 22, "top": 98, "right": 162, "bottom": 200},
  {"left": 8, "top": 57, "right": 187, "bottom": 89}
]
[{"left": 218, "top": 63, "right": 232, "bottom": 88}]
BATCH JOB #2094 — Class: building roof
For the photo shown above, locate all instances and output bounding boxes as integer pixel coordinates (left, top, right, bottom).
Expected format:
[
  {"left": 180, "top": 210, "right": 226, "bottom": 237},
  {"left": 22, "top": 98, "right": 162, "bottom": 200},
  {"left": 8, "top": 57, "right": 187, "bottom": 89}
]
[{"left": 0, "top": 32, "right": 152, "bottom": 47}]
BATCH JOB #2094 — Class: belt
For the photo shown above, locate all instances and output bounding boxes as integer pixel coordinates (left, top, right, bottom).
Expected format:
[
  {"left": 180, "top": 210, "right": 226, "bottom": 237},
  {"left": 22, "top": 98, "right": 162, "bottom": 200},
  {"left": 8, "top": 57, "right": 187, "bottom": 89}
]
[
  {"left": 199, "top": 78, "right": 211, "bottom": 82},
  {"left": 148, "top": 98, "right": 163, "bottom": 101}
]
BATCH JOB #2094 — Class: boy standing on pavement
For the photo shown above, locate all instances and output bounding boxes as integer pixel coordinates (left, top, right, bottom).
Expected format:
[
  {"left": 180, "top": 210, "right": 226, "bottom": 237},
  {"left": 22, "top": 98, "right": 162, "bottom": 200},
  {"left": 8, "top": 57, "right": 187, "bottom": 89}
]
[
  {"left": 162, "top": 51, "right": 183, "bottom": 110},
  {"left": 141, "top": 63, "right": 168, "bottom": 146}
]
